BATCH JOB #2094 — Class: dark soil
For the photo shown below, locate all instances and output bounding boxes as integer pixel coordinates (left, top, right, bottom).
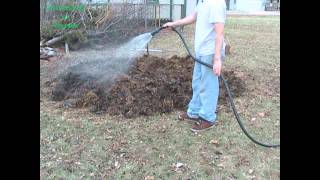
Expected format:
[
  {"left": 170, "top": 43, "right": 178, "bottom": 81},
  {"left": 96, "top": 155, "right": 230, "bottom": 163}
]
[{"left": 50, "top": 55, "right": 247, "bottom": 118}]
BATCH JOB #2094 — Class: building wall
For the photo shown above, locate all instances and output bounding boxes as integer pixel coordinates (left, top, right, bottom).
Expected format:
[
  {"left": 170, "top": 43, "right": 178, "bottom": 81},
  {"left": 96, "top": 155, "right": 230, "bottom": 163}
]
[
  {"left": 235, "top": 0, "right": 265, "bottom": 11},
  {"left": 185, "top": 0, "right": 266, "bottom": 14},
  {"left": 158, "top": 0, "right": 184, "bottom": 20},
  {"left": 229, "top": 0, "right": 236, "bottom": 10},
  {"left": 80, "top": 0, "right": 187, "bottom": 20},
  {"left": 81, "top": 0, "right": 267, "bottom": 21},
  {"left": 158, "top": 5, "right": 182, "bottom": 20}
]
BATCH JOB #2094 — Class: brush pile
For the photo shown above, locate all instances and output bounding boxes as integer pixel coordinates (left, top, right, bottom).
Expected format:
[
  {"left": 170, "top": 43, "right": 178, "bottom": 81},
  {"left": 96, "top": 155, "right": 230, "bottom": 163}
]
[{"left": 51, "top": 55, "right": 247, "bottom": 118}]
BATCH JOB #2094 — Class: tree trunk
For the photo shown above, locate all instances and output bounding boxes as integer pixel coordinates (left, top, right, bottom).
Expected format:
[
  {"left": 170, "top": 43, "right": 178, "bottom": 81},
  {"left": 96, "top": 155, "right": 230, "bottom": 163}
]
[{"left": 44, "top": 30, "right": 78, "bottom": 46}]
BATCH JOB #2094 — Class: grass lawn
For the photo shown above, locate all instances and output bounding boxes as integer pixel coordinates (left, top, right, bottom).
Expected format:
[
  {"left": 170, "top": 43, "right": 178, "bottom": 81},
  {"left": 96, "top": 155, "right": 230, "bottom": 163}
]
[{"left": 40, "top": 15, "right": 280, "bottom": 179}]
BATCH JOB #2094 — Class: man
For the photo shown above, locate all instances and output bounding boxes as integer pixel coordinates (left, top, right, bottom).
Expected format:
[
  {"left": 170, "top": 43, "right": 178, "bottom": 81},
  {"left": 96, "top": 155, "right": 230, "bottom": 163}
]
[{"left": 163, "top": 0, "right": 227, "bottom": 132}]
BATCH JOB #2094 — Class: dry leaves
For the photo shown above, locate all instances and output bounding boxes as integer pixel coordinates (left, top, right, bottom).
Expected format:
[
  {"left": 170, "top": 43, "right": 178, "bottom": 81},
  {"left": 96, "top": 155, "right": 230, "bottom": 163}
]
[
  {"left": 171, "top": 162, "right": 187, "bottom": 173},
  {"left": 145, "top": 176, "right": 155, "bottom": 180},
  {"left": 209, "top": 139, "right": 219, "bottom": 145},
  {"left": 114, "top": 161, "right": 120, "bottom": 169},
  {"left": 217, "top": 163, "right": 225, "bottom": 169},
  {"left": 258, "top": 112, "right": 265, "bottom": 117}
]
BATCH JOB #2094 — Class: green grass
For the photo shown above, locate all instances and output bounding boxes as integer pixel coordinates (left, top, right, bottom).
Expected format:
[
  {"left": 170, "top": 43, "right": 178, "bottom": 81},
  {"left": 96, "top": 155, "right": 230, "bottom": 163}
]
[{"left": 41, "top": 15, "right": 280, "bottom": 179}]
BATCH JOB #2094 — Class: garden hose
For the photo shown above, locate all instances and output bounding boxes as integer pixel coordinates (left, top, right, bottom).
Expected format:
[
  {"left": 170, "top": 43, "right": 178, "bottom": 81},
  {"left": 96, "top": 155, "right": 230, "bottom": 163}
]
[{"left": 151, "top": 27, "right": 280, "bottom": 148}]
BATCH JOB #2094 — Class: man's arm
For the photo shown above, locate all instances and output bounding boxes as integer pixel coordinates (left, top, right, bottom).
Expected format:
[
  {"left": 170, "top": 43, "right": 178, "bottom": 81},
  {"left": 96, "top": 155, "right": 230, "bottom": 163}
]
[
  {"left": 213, "top": 22, "right": 224, "bottom": 76},
  {"left": 214, "top": 23, "right": 224, "bottom": 60},
  {"left": 163, "top": 11, "right": 197, "bottom": 28}
]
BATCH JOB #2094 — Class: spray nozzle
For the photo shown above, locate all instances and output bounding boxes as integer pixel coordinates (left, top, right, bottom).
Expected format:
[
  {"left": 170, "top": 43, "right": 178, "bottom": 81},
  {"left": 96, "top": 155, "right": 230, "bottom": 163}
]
[{"left": 150, "top": 26, "right": 167, "bottom": 36}]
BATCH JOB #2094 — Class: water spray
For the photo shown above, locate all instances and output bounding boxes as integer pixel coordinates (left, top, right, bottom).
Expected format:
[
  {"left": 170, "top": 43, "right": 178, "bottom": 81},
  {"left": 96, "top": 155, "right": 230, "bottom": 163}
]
[{"left": 150, "top": 26, "right": 280, "bottom": 148}]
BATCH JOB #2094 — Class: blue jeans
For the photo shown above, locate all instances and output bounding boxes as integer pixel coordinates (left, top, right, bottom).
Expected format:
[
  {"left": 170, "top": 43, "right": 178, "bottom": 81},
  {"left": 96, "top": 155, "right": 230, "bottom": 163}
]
[{"left": 187, "top": 54, "right": 220, "bottom": 123}]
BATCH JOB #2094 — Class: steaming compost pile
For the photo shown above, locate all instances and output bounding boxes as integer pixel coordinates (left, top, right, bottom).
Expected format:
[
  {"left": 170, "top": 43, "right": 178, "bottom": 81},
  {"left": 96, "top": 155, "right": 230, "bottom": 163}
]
[{"left": 50, "top": 55, "right": 247, "bottom": 118}]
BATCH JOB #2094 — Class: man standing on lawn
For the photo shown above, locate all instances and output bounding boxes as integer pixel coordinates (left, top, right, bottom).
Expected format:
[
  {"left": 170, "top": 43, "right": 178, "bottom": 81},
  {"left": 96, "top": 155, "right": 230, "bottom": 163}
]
[{"left": 163, "top": 0, "right": 227, "bottom": 132}]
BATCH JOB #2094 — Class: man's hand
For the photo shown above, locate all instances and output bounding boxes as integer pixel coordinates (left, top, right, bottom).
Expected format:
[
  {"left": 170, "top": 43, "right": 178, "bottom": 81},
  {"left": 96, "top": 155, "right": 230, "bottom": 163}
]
[
  {"left": 162, "top": 22, "right": 176, "bottom": 29},
  {"left": 213, "top": 57, "right": 222, "bottom": 76},
  {"left": 162, "top": 22, "right": 176, "bottom": 31}
]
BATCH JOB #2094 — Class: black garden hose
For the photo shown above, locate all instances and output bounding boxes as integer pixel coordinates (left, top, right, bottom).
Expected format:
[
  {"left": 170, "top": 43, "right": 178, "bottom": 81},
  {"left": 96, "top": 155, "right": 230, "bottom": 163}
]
[{"left": 151, "top": 27, "right": 280, "bottom": 148}]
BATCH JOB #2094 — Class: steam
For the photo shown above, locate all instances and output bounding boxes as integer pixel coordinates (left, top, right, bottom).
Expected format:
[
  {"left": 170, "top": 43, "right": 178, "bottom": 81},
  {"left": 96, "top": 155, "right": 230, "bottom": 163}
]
[{"left": 52, "top": 33, "right": 153, "bottom": 83}]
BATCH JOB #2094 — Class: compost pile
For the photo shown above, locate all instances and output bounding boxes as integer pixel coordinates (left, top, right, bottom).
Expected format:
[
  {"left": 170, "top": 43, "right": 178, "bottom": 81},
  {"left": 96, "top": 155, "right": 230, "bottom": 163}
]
[{"left": 51, "top": 55, "right": 247, "bottom": 118}]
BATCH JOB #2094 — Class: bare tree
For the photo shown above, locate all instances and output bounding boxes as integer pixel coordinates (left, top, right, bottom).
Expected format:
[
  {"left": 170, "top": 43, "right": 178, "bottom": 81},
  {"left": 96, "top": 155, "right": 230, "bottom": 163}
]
[{"left": 40, "top": 0, "right": 153, "bottom": 49}]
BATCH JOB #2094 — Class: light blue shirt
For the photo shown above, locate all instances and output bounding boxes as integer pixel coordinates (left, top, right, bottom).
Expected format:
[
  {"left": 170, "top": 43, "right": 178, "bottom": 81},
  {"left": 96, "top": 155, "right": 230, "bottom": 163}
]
[{"left": 194, "top": 0, "right": 226, "bottom": 57}]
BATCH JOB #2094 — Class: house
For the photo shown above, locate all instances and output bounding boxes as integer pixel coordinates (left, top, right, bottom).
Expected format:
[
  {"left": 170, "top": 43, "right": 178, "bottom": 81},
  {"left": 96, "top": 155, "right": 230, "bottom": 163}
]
[
  {"left": 188, "top": 0, "right": 281, "bottom": 15},
  {"left": 80, "top": 0, "right": 276, "bottom": 23},
  {"left": 227, "top": 0, "right": 267, "bottom": 11},
  {"left": 81, "top": 0, "right": 187, "bottom": 21}
]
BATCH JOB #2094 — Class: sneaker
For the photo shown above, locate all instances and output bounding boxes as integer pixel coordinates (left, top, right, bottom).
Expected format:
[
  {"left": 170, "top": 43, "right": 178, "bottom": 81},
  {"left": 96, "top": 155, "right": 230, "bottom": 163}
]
[
  {"left": 190, "top": 118, "right": 215, "bottom": 132},
  {"left": 178, "top": 112, "right": 199, "bottom": 123}
]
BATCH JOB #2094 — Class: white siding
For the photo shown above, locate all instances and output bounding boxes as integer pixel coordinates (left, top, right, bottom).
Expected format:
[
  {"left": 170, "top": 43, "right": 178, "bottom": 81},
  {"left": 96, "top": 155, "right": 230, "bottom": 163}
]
[
  {"left": 236, "top": 0, "right": 265, "bottom": 12},
  {"left": 159, "top": 0, "right": 184, "bottom": 4},
  {"left": 80, "top": 0, "right": 144, "bottom": 4},
  {"left": 159, "top": 0, "right": 168, "bottom": 4},
  {"left": 80, "top": 0, "right": 108, "bottom": 4},
  {"left": 174, "top": 0, "right": 184, "bottom": 4},
  {"left": 81, "top": 0, "right": 187, "bottom": 20},
  {"left": 158, "top": 5, "right": 182, "bottom": 20},
  {"left": 159, "top": 5, "right": 170, "bottom": 18},
  {"left": 109, "top": 0, "right": 144, "bottom": 3},
  {"left": 172, "top": 5, "right": 182, "bottom": 20},
  {"left": 229, "top": 0, "right": 236, "bottom": 10}
]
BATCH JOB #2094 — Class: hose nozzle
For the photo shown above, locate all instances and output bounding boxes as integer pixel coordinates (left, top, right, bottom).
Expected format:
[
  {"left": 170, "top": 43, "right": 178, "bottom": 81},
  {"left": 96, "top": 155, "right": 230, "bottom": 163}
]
[{"left": 150, "top": 26, "right": 166, "bottom": 36}]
